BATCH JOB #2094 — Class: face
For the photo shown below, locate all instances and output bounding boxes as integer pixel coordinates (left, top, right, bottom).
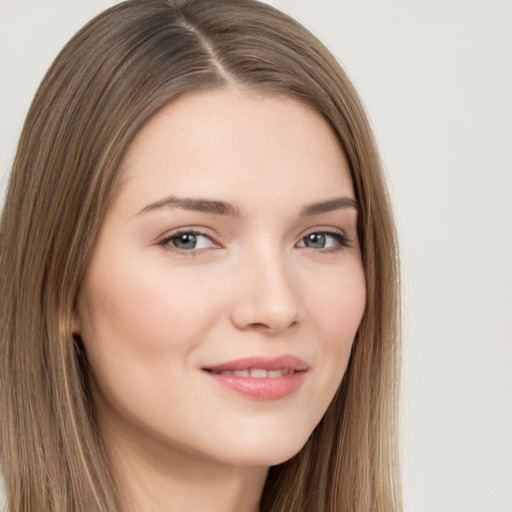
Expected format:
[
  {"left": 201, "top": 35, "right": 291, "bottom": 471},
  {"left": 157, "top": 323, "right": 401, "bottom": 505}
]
[{"left": 76, "top": 88, "right": 366, "bottom": 469}]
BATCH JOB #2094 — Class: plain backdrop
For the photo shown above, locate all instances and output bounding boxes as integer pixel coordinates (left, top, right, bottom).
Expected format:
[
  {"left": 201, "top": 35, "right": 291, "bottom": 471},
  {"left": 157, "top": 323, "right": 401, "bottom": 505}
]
[{"left": 1, "top": 1, "right": 511, "bottom": 511}]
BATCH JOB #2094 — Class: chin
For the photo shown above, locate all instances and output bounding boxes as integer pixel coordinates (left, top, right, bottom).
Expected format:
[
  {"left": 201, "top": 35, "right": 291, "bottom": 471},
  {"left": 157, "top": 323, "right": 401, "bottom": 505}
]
[
  {"left": 204, "top": 425, "right": 314, "bottom": 468},
  {"left": 247, "top": 445, "right": 305, "bottom": 467}
]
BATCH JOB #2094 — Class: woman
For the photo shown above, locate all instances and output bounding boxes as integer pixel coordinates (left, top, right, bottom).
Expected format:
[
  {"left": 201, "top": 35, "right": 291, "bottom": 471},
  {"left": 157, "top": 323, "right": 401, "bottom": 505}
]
[{"left": 0, "top": 0, "right": 401, "bottom": 510}]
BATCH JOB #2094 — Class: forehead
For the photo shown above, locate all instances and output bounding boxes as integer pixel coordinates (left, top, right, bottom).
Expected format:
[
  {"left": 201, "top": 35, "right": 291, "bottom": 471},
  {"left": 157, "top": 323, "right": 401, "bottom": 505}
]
[{"left": 114, "top": 87, "right": 354, "bottom": 215}]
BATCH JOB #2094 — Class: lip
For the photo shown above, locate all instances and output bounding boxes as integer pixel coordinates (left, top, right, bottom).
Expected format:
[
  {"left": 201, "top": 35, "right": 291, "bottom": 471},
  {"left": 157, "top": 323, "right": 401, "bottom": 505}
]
[{"left": 202, "top": 355, "right": 308, "bottom": 401}]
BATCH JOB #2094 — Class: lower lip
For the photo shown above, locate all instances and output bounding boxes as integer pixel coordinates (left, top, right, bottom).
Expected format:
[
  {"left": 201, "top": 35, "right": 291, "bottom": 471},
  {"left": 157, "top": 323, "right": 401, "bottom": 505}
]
[{"left": 205, "top": 371, "right": 306, "bottom": 400}]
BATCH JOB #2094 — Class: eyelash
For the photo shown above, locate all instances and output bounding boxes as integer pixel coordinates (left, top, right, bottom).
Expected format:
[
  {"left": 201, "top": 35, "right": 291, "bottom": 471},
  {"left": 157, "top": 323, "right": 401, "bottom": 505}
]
[{"left": 158, "top": 228, "right": 352, "bottom": 257}]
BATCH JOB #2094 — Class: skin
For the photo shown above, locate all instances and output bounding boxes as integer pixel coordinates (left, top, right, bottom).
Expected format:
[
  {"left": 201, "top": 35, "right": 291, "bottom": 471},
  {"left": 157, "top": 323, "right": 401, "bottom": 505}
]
[{"left": 76, "top": 87, "right": 366, "bottom": 512}]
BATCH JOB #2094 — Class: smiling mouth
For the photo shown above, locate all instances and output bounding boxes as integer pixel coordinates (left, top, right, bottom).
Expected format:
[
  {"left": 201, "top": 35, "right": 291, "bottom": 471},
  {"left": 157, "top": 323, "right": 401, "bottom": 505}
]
[
  {"left": 202, "top": 355, "right": 308, "bottom": 400},
  {"left": 202, "top": 354, "right": 308, "bottom": 374}
]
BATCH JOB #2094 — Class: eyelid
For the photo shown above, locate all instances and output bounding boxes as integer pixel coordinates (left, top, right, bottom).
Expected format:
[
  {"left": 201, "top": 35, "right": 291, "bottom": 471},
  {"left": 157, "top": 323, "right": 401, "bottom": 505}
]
[
  {"left": 157, "top": 225, "right": 219, "bottom": 242},
  {"left": 300, "top": 226, "right": 348, "bottom": 238}
]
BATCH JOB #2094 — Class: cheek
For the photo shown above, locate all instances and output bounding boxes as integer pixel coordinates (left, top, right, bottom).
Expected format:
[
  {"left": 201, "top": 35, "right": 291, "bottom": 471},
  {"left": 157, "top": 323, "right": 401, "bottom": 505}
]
[
  {"left": 301, "top": 261, "right": 366, "bottom": 396},
  {"left": 307, "top": 263, "right": 366, "bottom": 342},
  {"left": 80, "top": 259, "right": 224, "bottom": 360},
  {"left": 76, "top": 259, "right": 226, "bottom": 430}
]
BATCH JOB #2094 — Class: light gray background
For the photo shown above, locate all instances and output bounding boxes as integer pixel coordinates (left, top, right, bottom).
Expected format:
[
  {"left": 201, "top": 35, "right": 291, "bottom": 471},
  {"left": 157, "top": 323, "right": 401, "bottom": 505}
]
[{"left": 1, "top": 1, "right": 511, "bottom": 511}]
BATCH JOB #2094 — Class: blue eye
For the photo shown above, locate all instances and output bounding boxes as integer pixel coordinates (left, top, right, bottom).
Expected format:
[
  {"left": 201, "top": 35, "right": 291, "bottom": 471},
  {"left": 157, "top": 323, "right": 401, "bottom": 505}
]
[
  {"left": 161, "top": 231, "right": 216, "bottom": 252},
  {"left": 298, "top": 231, "right": 350, "bottom": 251}
]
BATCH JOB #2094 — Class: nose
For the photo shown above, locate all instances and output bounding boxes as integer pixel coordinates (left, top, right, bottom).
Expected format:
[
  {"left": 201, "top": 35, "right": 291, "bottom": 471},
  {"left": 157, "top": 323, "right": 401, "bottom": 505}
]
[{"left": 230, "top": 245, "right": 300, "bottom": 334}]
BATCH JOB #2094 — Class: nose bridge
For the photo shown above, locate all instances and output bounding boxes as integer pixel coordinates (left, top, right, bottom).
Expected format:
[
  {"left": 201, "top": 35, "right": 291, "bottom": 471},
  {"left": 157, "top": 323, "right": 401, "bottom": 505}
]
[{"left": 230, "top": 236, "right": 300, "bottom": 333}]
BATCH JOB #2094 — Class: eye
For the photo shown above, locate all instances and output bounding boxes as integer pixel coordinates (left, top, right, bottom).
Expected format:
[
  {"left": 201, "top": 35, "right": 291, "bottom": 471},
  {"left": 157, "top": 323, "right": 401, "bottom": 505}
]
[
  {"left": 297, "top": 230, "right": 350, "bottom": 251},
  {"left": 159, "top": 230, "right": 217, "bottom": 252}
]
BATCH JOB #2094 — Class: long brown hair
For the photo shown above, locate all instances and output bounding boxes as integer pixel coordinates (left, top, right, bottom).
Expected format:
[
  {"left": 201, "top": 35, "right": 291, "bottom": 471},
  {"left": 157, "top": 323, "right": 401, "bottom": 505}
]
[{"left": 0, "top": 1, "right": 401, "bottom": 510}]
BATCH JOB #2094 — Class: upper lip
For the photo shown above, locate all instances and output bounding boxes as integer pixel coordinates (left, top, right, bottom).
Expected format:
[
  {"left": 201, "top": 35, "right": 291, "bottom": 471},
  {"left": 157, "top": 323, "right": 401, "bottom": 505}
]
[{"left": 203, "top": 355, "right": 309, "bottom": 373}]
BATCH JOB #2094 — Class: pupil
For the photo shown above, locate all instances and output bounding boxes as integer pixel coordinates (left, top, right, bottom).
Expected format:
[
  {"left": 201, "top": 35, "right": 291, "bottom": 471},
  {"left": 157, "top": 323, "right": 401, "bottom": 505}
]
[
  {"left": 176, "top": 233, "right": 196, "bottom": 249},
  {"left": 307, "top": 233, "right": 326, "bottom": 248}
]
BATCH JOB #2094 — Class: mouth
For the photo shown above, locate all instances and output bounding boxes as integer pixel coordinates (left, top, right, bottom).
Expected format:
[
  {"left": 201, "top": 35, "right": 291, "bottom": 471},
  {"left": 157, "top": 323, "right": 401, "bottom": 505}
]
[{"left": 202, "top": 355, "right": 308, "bottom": 400}]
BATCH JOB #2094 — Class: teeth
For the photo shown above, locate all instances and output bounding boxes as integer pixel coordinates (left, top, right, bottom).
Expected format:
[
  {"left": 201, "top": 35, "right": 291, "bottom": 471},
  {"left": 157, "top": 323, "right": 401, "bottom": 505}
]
[
  {"left": 213, "top": 368, "right": 294, "bottom": 378},
  {"left": 249, "top": 368, "right": 267, "bottom": 378}
]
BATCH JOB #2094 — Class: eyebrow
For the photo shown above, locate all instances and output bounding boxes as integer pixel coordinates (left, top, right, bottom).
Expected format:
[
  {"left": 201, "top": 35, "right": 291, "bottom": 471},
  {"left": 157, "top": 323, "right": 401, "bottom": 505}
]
[
  {"left": 137, "top": 195, "right": 359, "bottom": 217},
  {"left": 138, "top": 196, "right": 242, "bottom": 216}
]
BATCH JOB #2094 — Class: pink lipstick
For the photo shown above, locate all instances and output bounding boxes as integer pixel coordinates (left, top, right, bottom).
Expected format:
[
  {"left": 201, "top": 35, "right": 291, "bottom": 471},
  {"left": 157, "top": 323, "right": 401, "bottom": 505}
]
[{"left": 202, "top": 355, "right": 308, "bottom": 400}]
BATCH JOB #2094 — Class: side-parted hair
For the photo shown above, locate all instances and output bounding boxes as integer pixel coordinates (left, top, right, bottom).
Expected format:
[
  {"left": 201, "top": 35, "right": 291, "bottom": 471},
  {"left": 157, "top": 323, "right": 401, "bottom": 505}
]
[{"left": 0, "top": 1, "right": 401, "bottom": 510}]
